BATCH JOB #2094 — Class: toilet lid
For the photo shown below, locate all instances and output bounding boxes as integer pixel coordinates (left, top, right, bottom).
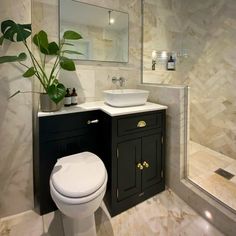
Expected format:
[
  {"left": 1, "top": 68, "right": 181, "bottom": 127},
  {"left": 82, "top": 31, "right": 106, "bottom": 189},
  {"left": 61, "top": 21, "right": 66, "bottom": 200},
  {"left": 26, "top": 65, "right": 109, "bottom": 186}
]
[{"left": 51, "top": 152, "right": 106, "bottom": 198}]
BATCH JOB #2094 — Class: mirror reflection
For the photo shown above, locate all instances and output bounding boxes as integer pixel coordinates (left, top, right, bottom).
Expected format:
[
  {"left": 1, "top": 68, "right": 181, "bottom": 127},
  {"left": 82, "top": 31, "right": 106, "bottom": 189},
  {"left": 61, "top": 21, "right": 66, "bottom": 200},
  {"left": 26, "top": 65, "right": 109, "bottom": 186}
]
[{"left": 60, "top": 0, "right": 129, "bottom": 62}]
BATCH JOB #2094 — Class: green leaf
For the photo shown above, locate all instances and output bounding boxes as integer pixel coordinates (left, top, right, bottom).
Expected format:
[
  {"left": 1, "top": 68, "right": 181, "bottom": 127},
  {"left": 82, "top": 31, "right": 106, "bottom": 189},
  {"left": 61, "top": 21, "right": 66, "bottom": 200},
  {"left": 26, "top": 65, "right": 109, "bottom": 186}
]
[
  {"left": 0, "top": 35, "right": 4, "bottom": 45},
  {"left": 23, "top": 67, "right": 36, "bottom": 77},
  {"left": 1, "top": 20, "right": 31, "bottom": 42},
  {"left": 48, "top": 42, "right": 59, "bottom": 55},
  {"left": 60, "top": 57, "right": 76, "bottom": 71},
  {"left": 18, "top": 52, "right": 27, "bottom": 60},
  {"left": 0, "top": 52, "right": 27, "bottom": 64},
  {"left": 33, "top": 30, "right": 49, "bottom": 54},
  {"left": 47, "top": 83, "right": 66, "bottom": 104},
  {"left": 62, "top": 50, "right": 83, "bottom": 55},
  {"left": 63, "top": 30, "right": 82, "bottom": 40}
]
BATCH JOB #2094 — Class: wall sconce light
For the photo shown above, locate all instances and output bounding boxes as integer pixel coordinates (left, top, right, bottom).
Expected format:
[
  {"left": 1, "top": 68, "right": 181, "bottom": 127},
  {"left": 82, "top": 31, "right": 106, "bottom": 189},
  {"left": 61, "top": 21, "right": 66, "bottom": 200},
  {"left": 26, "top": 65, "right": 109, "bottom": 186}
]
[{"left": 108, "top": 10, "right": 115, "bottom": 25}]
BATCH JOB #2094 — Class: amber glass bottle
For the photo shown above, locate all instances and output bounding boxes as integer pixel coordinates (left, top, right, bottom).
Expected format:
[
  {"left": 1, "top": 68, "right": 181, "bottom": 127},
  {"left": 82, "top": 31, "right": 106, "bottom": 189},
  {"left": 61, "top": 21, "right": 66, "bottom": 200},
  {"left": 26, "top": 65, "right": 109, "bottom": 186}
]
[
  {"left": 64, "top": 88, "right": 71, "bottom": 107},
  {"left": 71, "top": 88, "right": 78, "bottom": 105}
]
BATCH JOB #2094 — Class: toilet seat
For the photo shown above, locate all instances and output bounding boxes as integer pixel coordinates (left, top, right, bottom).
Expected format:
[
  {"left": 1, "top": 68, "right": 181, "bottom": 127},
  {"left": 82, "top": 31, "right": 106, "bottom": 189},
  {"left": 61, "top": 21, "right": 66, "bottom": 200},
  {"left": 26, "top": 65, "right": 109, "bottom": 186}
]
[
  {"left": 50, "top": 172, "right": 107, "bottom": 204},
  {"left": 50, "top": 152, "right": 107, "bottom": 204}
]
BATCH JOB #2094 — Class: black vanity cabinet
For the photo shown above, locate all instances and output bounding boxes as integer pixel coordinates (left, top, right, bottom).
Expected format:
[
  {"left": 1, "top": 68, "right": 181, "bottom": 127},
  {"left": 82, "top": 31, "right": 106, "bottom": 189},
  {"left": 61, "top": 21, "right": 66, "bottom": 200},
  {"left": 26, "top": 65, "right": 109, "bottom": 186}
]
[
  {"left": 34, "top": 110, "right": 103, "bottom": 215},
  {"left": 34, "top": 108, "right": 166, "bottom": 217},
  {"left": 102, "top": 110, "right": 166, "bottom": 216}
]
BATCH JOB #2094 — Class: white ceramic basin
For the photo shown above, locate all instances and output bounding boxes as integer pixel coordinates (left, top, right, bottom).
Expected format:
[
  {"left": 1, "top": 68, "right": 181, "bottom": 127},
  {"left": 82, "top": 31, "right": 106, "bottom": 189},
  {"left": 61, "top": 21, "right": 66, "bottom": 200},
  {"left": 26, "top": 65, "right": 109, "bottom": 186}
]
[{"left": 103, "top": 89, "right": 149, "bottom": 107}]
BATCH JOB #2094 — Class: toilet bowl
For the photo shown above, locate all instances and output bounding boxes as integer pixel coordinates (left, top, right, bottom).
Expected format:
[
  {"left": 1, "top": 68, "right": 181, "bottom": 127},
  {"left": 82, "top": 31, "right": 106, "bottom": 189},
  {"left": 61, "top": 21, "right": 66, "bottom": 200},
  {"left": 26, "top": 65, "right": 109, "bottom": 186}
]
[{"left": 50, "top": 151, "right": 107, "bottom": 236}]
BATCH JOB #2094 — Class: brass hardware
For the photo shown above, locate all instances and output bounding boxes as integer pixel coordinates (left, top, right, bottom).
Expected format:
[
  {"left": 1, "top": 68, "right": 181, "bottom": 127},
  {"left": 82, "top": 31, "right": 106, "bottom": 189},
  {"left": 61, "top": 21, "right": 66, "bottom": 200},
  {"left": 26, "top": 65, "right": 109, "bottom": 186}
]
[
  {"left": 143, "top": 161, "right": 149, "bottom": 168},
  {"left": 137, "top": 163, "right": 144, "bottom": 170},
  {"left": 87, "top": 119, "right": 99, "bottom": 124},
  {"left": 117, "top": 189, "right": 119, "bottom": 198},
  {"left": 161, "top": 170, "right": 164, "bottom": 178},
  {"left": 137, "top": 120, "right": 146, "bottom": 128},
  {"left": 117, "top": 148, "right": 119, "bottom": 158},
  {"left": 161, "top": 136, "right": 164, "bottom": 144}
]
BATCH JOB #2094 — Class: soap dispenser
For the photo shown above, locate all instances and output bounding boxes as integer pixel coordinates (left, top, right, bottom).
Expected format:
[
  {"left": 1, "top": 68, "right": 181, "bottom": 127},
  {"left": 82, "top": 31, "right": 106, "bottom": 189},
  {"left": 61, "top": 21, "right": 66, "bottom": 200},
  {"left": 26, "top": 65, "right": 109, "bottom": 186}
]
[{"left": 167, "top": 55, "right": 175, "bottom": 71}]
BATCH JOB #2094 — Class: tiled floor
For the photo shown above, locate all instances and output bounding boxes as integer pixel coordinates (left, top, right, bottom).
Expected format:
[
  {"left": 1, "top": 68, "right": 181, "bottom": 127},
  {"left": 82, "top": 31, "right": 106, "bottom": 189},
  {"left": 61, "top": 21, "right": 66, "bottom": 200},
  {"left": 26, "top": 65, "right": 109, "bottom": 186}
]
[
  {"left": 188, "top": 141, "right": 236, "bottom": 212},
  {"left": 0, "top": 189, "right": 223, "bottom": 236}
]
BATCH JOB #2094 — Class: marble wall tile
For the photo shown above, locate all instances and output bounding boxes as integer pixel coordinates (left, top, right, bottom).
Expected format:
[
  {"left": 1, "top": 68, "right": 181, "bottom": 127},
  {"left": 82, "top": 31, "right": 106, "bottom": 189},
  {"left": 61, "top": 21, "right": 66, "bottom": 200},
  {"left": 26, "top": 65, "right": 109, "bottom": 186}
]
[
  {"left": 142, "top": 0, "right": 236, "bottom": 160},
  {"left": 0, "top": 0, "right": 33, "bottom": 218},
  {"left": 32, "top": 0, "right": 142, "bottom": 100}
]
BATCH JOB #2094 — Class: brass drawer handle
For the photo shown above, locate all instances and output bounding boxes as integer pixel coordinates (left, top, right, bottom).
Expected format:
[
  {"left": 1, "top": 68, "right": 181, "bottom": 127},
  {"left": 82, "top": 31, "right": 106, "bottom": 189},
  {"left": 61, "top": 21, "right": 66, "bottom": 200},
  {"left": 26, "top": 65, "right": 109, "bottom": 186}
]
[
  {"left": 137, "top": 120, "right": 146, "bottom": 128},
  {"left": 137, "top": 163, "right": 144, "bottom": 170},
  {"left": 143, "top": 161, "right": 149, "bottom": 168}
]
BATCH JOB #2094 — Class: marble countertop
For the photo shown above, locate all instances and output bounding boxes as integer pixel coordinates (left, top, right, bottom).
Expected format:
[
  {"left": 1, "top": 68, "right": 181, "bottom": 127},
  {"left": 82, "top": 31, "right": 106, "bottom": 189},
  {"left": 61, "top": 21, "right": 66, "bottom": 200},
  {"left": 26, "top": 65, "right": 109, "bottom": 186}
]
[{"left": 38, "top": 101, "right": 167, "bottom": 117}]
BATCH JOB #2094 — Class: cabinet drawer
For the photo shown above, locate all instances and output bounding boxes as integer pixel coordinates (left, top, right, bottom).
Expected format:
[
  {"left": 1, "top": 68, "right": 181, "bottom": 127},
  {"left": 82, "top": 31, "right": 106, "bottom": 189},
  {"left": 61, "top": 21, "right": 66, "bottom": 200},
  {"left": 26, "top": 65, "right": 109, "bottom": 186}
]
[
  {"left": 39, "top": 111, "right": 101, "bottom": 140},
  {"left": 117, "top": 113, "right": 162, "bottom": 136}
]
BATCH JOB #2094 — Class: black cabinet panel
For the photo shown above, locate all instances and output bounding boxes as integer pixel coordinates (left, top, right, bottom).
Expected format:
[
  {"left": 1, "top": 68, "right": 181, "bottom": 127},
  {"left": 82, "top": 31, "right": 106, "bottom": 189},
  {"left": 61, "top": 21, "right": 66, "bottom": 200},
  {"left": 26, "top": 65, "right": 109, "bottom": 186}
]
[
  {"left": 117, "top": 139, "right": 141, "bottom": 201},
  {"left": 34, "top": 109, "right": 165, "bottom": 216},
  {"left": 104, "top": 110, "right": 166, "bottom": 216},
  {"left": 40, "top": 111, "right": 101, "bottom": 142},
  {"left": 34, "top": 110, "right": 102, "bottom": 215},
  {"left": 117, "top": 113, "right": 161, "bottom": 136},
  {"left": 142, "top": 134, "right": 162, "bottom": 190}
]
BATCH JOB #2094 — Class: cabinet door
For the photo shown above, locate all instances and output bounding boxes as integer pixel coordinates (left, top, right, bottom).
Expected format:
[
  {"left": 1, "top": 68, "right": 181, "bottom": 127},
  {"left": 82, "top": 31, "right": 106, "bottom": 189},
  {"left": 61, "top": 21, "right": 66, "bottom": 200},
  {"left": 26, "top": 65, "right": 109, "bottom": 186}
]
[
  {"left": 142, "top": 133, "right": 162, "bottom": 190},
  {"left": 117, "top": 139, "right": 142, "bottom": 201}
]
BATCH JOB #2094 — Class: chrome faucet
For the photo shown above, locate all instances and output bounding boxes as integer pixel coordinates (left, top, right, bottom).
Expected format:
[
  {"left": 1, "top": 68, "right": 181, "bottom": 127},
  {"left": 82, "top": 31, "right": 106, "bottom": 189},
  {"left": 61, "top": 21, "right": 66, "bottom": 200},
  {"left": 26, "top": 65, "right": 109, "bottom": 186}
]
[{"left": 112, "top": 76, "right": 127, "bottom": 87}]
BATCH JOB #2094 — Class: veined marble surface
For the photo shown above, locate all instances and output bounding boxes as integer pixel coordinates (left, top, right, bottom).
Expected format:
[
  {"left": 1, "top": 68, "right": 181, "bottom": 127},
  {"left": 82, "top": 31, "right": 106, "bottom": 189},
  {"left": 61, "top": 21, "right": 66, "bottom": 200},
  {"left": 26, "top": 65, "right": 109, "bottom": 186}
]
[
  {"left": 0, "top": 0, "right": 33, "bottom": 218},
  {"left": 38, "top": 101, "right": 167, "bottom": 117},
  {"left": 188, "top": 141, "right": 236, "bottom": 212},
  {"left": 0, "top": 190, "right": 223, "bottom": 236},
  {"left": 142, "top": 0, "right": 236, "bottom": 160}
]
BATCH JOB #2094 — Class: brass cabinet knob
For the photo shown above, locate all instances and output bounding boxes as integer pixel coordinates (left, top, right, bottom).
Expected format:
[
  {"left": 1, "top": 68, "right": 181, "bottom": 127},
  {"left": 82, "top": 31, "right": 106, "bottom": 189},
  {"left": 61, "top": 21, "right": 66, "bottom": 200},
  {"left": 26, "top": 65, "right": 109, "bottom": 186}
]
[
  {"left": 143, "top": 161, "right": 149, "bottom": 168},
  {"left": 137, "top": 120, "right": 146, "bottom": 128},
  {"left": 137, "top": 163, "right": 144, "bottom": 170}
]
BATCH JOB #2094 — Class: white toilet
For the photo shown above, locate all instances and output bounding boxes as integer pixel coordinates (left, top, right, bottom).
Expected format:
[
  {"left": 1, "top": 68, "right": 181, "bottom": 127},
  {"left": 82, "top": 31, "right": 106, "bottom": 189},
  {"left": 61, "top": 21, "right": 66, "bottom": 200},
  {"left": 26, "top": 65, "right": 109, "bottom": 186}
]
[{"left": 50, "top": 151, "right": 107, "bottom": 236}]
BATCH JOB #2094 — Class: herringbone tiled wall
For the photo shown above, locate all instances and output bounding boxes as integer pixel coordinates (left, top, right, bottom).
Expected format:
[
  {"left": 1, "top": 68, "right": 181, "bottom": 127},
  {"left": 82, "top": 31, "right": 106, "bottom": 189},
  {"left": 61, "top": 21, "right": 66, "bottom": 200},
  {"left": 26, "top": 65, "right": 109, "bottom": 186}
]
[{"left": 143, "top": 0, "right": 236, "bottom": 159}]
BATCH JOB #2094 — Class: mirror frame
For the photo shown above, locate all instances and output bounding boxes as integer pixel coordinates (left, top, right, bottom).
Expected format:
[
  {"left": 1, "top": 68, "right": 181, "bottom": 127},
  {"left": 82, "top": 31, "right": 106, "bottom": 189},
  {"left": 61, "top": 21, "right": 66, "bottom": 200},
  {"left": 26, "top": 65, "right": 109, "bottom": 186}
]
[{"left": 59, "top": 0, "right": 129, "bottom": 63}]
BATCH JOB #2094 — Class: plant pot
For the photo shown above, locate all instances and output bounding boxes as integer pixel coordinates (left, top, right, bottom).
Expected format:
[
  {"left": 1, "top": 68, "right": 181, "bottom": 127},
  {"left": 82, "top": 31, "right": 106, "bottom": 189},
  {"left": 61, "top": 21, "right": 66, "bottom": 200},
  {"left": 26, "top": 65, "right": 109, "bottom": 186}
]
[{"left": 40, "top": 93, "right": 63, "bottom": 112}]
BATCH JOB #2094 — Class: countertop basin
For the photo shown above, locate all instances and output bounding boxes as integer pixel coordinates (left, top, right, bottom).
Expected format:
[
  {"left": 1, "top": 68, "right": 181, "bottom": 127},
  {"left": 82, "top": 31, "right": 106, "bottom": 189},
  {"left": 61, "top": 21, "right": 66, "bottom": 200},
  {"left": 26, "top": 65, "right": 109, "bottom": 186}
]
[{"left": 103, "top": 89, "right": 150, "bottom": 107}]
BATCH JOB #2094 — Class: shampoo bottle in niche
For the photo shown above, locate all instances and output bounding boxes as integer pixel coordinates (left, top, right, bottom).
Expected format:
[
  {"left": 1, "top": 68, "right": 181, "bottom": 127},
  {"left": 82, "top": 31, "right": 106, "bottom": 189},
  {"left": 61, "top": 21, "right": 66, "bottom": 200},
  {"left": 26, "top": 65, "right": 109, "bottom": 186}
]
[
  {"left": 71, "top": 88, "right": 78, "bottom": 105},
  {"left": 64, "top": 88, "right": 71, "bottom": 107},
  {"left": 167, "top": 55, "right": 175, "bottom": 71}
]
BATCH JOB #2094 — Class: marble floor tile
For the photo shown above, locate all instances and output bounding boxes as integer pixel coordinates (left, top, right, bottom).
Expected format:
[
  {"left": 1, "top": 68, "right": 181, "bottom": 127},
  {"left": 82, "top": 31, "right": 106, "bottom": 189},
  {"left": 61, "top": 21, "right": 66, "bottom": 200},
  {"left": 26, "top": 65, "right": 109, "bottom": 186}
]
[
  {"left": 0, "top": 211, "right": 43, "bottom": 236},
  {"left": 96, "top": 190, "right": 223, "bottom": 236},
  {"left": 0, "top": 190, "right": 223, "bottom": 236},
  {"left": 188, "top": 141, "right": 236, "bottom": 212},
  {"left": 42, "top": 211, "right": 64, "bottom": 236},
  {"left": 225, "top": 162, "right": 236, "bottom": 176}
]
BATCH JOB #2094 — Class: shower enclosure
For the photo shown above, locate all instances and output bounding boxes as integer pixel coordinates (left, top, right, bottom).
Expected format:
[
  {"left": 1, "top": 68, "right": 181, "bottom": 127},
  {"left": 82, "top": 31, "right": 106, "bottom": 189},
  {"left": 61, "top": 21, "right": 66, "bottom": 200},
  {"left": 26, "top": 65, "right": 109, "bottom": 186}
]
[{"left": 142, "top": 0, "right": 236, "bottom": 212}]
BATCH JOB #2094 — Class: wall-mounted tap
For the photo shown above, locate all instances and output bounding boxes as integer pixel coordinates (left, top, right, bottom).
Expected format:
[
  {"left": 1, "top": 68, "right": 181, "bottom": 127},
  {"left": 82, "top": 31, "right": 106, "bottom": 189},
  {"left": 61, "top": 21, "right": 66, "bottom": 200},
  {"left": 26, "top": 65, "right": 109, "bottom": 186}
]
[{"left": 112, "top": 76, "right": 127, "bottom": 87}]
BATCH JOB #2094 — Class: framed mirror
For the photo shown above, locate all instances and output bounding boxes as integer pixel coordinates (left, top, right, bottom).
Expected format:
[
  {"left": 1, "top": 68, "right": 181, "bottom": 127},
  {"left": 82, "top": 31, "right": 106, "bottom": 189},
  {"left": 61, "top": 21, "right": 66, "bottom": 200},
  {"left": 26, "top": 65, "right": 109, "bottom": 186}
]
[{"left": 59, "top": 0, "right": 129, "bottom": 63}]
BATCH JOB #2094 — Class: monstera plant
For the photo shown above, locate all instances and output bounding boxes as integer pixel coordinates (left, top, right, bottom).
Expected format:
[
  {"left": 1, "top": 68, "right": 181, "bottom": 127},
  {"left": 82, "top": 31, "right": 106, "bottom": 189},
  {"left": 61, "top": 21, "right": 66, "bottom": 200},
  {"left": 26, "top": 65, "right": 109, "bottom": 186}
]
[{"left": 0, "top": 20, "right": 82, "bottom": 109}]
